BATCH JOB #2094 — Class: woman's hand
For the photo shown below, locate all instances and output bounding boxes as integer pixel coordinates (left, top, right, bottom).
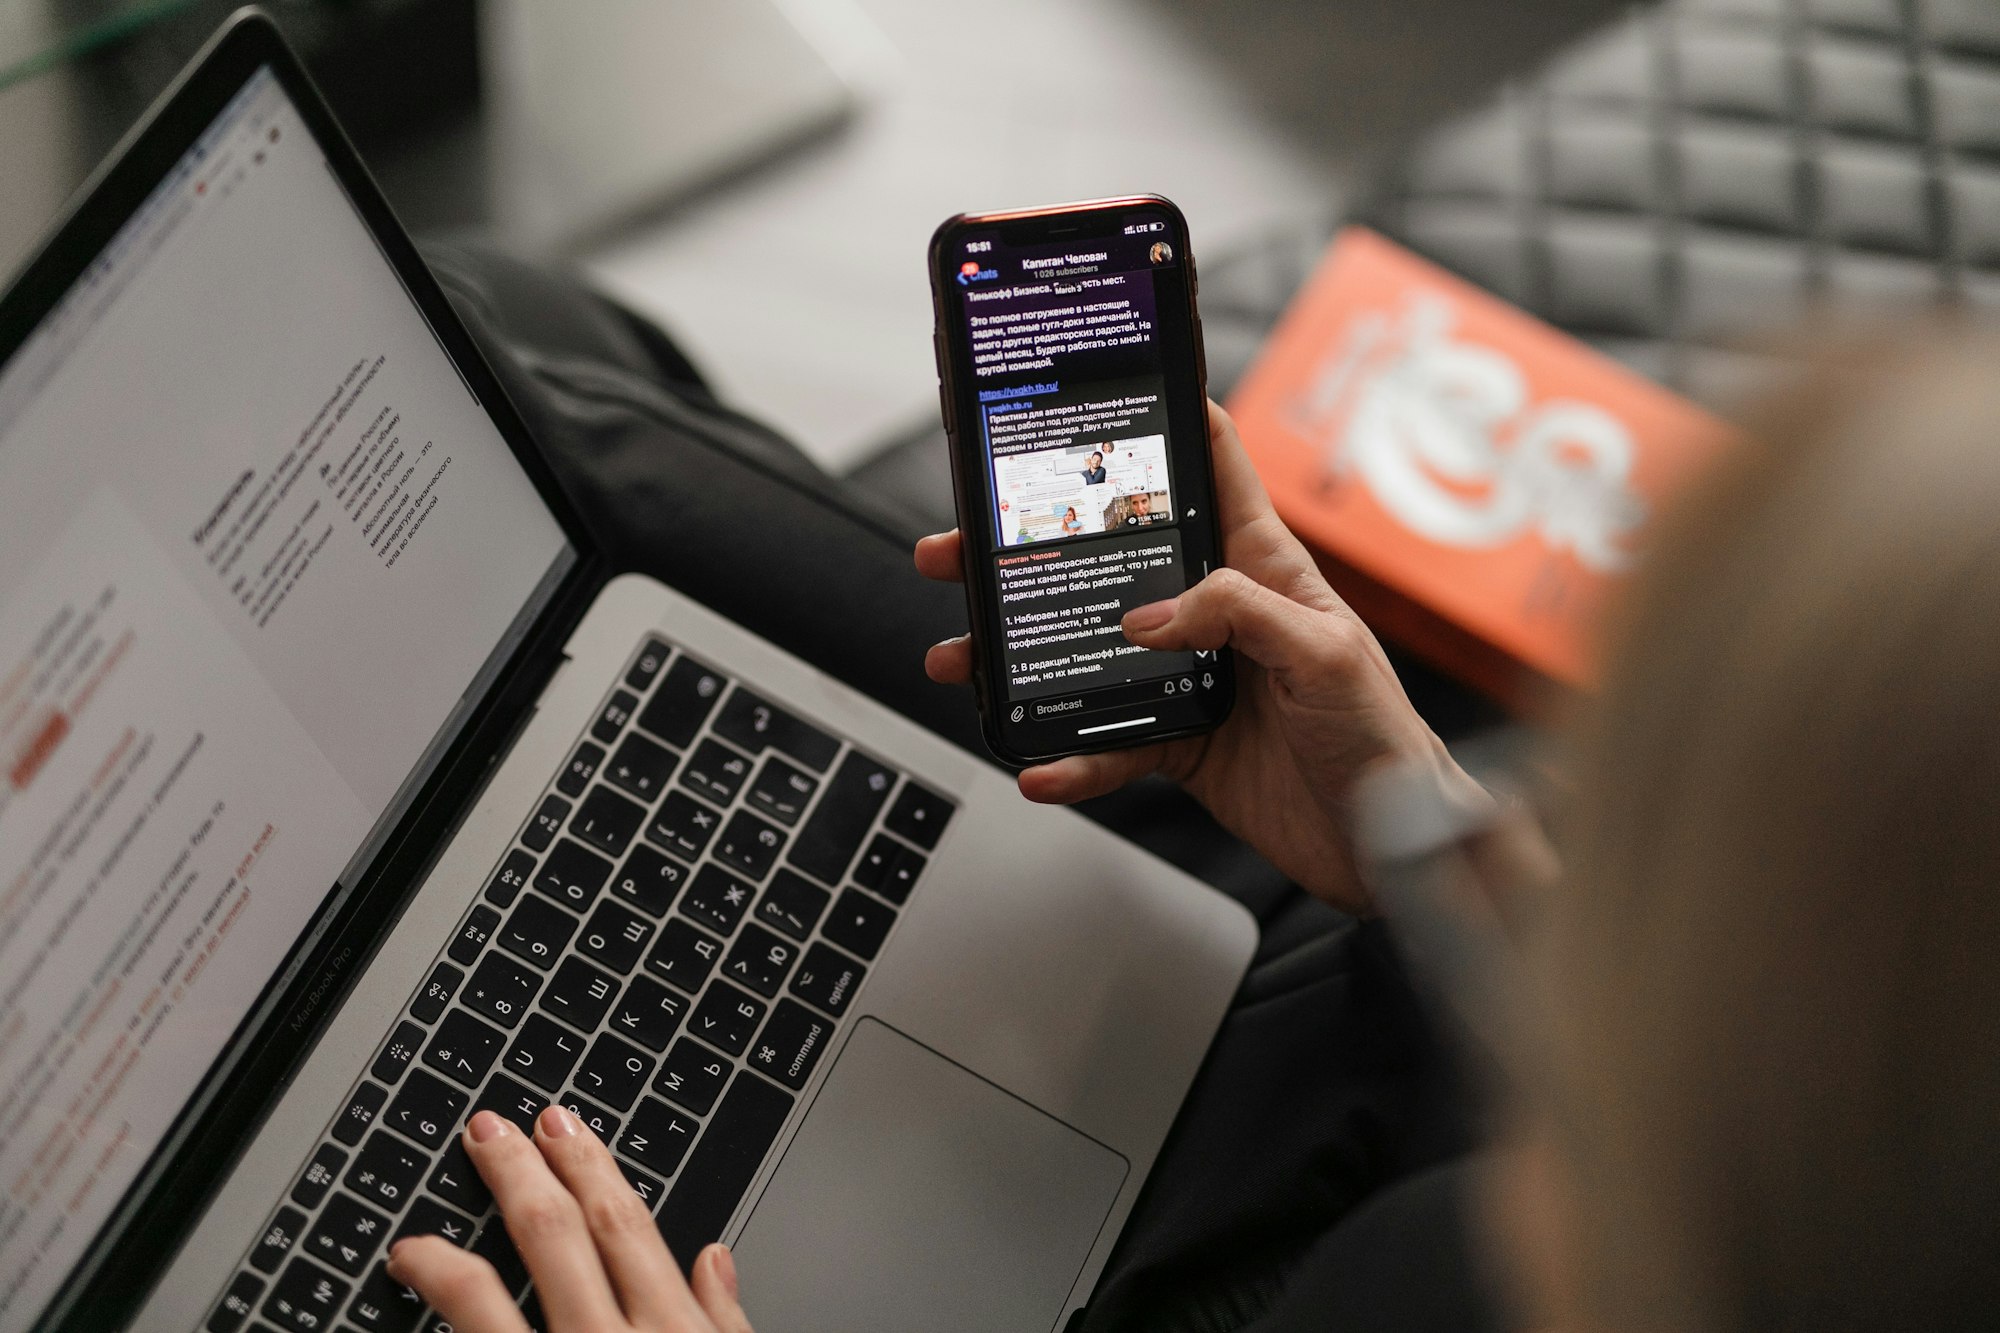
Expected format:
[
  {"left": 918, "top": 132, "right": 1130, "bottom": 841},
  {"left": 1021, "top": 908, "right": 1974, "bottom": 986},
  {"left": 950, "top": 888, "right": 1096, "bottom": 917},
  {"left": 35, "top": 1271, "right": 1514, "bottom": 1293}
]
[
  {"left": 388, "top": 1108, "right": 753, "bottom": 1333},
  {"left": 916, "top": 402, "right": 1475, "bottom": 913}
]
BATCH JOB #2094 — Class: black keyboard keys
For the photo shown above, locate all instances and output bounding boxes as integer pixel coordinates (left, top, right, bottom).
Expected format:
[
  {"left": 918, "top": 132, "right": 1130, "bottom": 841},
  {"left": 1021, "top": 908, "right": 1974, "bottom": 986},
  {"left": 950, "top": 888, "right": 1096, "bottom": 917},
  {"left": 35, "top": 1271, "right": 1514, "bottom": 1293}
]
[
  {"left": 647, "top": 790, "right": 722, "bottom": 862},
  {"left": 619, "top": 1159, "right": 666, "bottom": 1212},
  {"left": 208, "top": 1270, "right": 263, "bottom": 1332},
  {"left": 618, "top": 1097, "right": 699, "bottom": 1176},
  {"left": 449, "top": 906, "right": 500, "bottom": 966},
  {"left": 679, "top": 864, "right": 754, "bottom": 936},
  {"left": 653, "top": 1038, "right": 730, "bottom": 1115},
  {"left": 371, "top": 1022, "right": 424, "bottom": 1085},
  {"left": 604, "top": 731, "right": 677, "bottom": 803},
  {"left": 714, "top": 809, "right": 786, "bottom": 880},
  {"left": 486, "top": 849, "right": 536, "bottom": 907},
  {"left": 748, "top": 1000, "right": 831, "bottom": 1090},
  {"left": 884, "top": 780, "right": 955, "bottom": 849},
  {"left": 292, "top": 1143, "right": 347, "bottom": 1209},
  {"left": 789, "top": 942, "right": 866, "bottom": 1018},
  {"left": 787, "top": 751, "right": 896, "bottom": 885},
  {"left": 533, "top": 839, "right": 612, "bottom": 912},
  {"left": 557, "top": 741, "right": 604, "bottom": 799},
  {"left": 755, "top": 869, "right": 829, "bottom": 942},
  {"left": 679, "top": 738, "right": 752, "bottom": 806},
  {"left": 851, "top": 834, "right": 899, "bottom": 892},
  {"left": 499, "top": 896, "right": 577, "bottom": 971},
  {"left": 646, "top": 919, "right": 723, "bottom": 992},
  {"left": 411, "top": 962, "right": 463, "bottom": 1024},
  {"left": 397, "top": 1195, "right": 476, "bottom": 1247},
  {"left": 638, "top": 656, "right": 727, "bottom": 748},
  {"left": 472, "top": 1070, "right": 550, "bottom": 1135},
  {"left": 305, "top": 1192, "right": 390, "bottom": 1275},
  {"left": 880, "top": 845, "right": 925, "bottom": 905},
  {"left": 690, "top": 982, "right": 766, "bottom": 1057},
  {"left": 612, "top": 844, "right": 689, "bottom": 918},
  {"left": 746, "top": 755, "right": 817, "bottom": 825},
  {"left": 345, "top": 1132, "right": 426, "bottom": 1213},
  {"left": 263, "top": 1257, "right": 349, "bottom": 1332},
  {"left": 577, "top": 898, "right": 656, "bottom": 973},
  {"left": 592, "top": 689, "right": 639, "bottom": 745},
  {"left": 626, "top": 638, "right": 670, "bottom": 691},
  {"left": 559, "top": 1091, "right": 622, "bottom": 1143},
  {"left": 462, "top": 952, "right": 541, "bottom": 1030},
  {"left": 572, "top": 785, "right": 645, "bottom": 856},
  {"left": 723, "top": 924, "right": 798, "bottom": 998},
  {"left": 347, "top": 1263, "right": 425, "bottom": 1333},
  {"left": 657, "top": 1073, "right": 795, "bottom": 1272},
  {"left": 251, "top": 1205, "right": 309, "bottom": 1274},
  {"left": 470, "top": 1218, "right": 530, "bottom": 1295},
  {"left": 538, "top": 956, "right": 618, "bottom": 1031},
  {"left": 384, "top": 1069, "right": 469, "bottom": 1150},
  {"left": 821, "top": 888, "right": 896, "bottom": 960},
  {"left": 523, "top": 795, "right": 570, "bottom": 852},
  {"left": 575, "top": 1032, "right": 655, "bottom": 1110},
  {"left": 713, "top": 688, "right": 839, "bottom": 772},
  {"left": 422, "top": 1009, "right": 506, "bottom": 1088},
  {"left": 334, "top": 1080, "right": 389, "bottom": 1147},
  {"left": 610, "top": 976, "right": 689, "bottom": 1052},
  {"left": 428, "top": 1140, "right": 492, "bottom": 1214},
  {"left": 506, "top": 1013, "right": 587, "bottom": 1092}
]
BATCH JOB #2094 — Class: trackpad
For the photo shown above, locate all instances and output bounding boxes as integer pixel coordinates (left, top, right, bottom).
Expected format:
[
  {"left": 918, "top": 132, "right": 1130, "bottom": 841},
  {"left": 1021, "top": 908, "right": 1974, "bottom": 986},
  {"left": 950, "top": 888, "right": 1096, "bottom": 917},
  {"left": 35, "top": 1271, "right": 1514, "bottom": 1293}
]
[{"left": 731, "top": 1019, "right": 1128, "bottom": 1333}]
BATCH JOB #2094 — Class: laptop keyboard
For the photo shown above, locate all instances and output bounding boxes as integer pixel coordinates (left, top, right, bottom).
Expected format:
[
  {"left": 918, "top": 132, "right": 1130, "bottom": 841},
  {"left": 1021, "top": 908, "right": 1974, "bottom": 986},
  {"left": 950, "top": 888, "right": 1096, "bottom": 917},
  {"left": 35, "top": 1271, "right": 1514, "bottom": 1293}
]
[{"left": 204, "top": 637, "right": 954, "bottom": 1333}]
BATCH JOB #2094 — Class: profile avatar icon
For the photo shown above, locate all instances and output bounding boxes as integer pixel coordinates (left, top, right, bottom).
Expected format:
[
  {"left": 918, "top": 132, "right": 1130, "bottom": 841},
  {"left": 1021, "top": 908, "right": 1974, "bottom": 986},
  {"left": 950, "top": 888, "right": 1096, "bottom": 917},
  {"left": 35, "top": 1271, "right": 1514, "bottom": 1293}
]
[{"left": 1149, "top": 241, "right": 1173, "bottom": 265}]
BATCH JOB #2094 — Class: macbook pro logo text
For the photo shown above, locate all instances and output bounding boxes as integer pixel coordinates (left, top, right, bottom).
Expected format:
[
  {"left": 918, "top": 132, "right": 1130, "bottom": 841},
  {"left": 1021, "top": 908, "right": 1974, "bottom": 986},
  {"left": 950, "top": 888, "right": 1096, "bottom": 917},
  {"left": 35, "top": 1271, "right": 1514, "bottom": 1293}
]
[{"left": 958, "top": 260, "right": 998, "bottom": 286}]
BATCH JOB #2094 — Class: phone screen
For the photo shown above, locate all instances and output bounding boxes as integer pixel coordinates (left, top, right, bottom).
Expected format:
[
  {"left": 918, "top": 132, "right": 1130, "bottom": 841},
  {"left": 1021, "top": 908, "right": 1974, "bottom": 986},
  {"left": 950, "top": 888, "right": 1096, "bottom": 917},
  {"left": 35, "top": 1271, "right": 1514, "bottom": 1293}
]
[{"left": 933, "top": 199, "right": 1232, "bottom": 761}]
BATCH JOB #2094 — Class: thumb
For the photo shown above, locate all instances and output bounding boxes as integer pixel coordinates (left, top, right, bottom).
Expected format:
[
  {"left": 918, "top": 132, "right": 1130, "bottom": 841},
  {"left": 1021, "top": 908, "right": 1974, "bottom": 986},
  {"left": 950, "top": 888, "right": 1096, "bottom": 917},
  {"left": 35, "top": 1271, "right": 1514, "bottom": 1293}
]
[
  {"left": 1123, "top": 567, "right": 1350, "bottom": 683},
  {"left": 692, "top": 1243, "right": 753, "bottom": 1333}
]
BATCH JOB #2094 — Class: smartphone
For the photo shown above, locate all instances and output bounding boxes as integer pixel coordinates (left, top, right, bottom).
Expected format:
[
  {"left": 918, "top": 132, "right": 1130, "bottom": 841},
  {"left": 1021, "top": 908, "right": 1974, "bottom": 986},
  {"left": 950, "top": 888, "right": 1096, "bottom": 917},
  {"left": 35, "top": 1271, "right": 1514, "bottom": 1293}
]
[{"left": 929, "top": 194, "right": 1235, "bottom": 766}]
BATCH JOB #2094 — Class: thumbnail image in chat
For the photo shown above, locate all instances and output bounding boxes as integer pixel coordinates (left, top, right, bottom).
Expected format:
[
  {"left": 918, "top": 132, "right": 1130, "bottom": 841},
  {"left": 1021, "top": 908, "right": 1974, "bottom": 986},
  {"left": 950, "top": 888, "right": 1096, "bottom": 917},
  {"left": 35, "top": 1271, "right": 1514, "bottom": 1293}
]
[{"left": 994, "top": 433, "right": 1174, "bottom": 548}]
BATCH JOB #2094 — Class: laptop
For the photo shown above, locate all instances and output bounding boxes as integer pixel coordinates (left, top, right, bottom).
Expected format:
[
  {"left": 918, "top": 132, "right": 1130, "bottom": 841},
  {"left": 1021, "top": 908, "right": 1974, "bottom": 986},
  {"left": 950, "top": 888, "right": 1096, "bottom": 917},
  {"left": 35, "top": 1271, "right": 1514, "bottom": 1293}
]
[{"left": 0, "top": 12, "right": 1252, "bottom": 1333}]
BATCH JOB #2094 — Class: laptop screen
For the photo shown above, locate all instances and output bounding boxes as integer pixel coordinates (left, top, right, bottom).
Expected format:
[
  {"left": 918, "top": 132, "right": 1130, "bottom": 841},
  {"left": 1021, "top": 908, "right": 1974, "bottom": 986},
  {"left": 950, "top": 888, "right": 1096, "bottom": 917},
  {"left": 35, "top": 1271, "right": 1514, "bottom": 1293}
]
[{"left": 0, "top": 67, "right": 572, "bottom": 1327}]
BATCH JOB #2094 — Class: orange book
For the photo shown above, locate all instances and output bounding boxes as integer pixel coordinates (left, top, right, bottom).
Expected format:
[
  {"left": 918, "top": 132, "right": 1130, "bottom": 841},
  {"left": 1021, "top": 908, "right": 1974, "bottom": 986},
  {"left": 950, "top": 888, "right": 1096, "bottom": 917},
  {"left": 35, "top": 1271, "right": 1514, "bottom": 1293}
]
[{"left": 1227, "top": 227, "right": 1734, "bottom": 706}]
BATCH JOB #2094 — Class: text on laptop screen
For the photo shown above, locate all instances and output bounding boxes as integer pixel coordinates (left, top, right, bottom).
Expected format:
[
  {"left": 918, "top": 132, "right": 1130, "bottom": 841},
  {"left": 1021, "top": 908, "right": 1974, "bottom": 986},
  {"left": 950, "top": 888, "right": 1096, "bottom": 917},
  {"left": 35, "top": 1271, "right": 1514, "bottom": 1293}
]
[{"left": 0, "top": 68, "right": 571, "bottom": 1327}]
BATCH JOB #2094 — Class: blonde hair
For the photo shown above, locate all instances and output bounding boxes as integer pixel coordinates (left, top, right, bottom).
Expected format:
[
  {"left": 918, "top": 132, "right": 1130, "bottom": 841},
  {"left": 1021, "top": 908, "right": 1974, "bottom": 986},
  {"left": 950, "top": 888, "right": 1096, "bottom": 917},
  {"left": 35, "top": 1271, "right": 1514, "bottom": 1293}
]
[{"left": 1545, "top": 336, "right": 2000, "bottom": 1329}]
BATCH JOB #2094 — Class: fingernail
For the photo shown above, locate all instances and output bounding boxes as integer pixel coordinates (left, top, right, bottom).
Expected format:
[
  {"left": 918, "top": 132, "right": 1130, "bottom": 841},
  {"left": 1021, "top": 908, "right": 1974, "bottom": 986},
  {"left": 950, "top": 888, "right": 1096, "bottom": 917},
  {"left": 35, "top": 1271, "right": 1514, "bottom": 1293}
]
[
  {"left": 467, "top": 1110, "right": 507, "bottom": 1143},
  {"left": 713, "top": 1243, "right": 739, "bottom": 1300},
  {"left": 1124, "top": 598, "right": 1178, "bottom": 633},
  {"left": 538, "top": 1104, "right": 579, "bottom": 1138}
]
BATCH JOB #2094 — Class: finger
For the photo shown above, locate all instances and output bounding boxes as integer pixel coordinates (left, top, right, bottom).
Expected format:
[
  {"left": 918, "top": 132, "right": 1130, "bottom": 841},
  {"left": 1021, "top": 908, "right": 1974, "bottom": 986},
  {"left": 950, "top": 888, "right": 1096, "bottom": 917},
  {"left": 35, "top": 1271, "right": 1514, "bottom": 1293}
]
[
  {"left": 913, "top": 531, "right": 966, "bottom": 583},
  {"left": 388, "top": 1235, "right": 531, "bottom": 1333},
  {"left": 1204, "top": 401, "right": 1282, "bottom": 538},
  {"left": 925, "top": 634, "right": 973, "bottom": 685},
  {"left": 533, "top": 1105, "right": 702, "bottom": 1330},
  {"left": 1017, "top": 742, "right": 1179, "bottom": 805},
  {"left": 462, "top": 1111, "right": 625, "bottom": 1332},
  {"left": 1122, "top": 568, "right": 1351, "bottom": 686},
  {"left": 691, "top": 1244, "right": 754, "bottom": 1333}
]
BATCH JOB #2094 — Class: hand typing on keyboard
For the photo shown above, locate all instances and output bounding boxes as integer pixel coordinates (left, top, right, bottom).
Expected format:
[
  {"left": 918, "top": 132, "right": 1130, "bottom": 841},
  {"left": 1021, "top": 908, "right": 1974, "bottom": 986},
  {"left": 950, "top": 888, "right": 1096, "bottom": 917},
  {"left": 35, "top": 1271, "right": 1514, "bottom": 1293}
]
[
  {"left": 917, "top": 401, "right": 1482, "bottom": 915},
  {"left": 388, "top": 1108, "right": 755, "bottom": 1333}
]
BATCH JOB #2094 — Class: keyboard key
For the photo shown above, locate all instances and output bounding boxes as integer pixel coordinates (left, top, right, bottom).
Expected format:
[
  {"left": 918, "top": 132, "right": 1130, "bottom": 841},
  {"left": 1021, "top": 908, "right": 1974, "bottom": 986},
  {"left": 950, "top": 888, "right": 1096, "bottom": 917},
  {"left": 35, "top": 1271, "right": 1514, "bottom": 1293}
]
[
  {"left": 574, "top": 1032, "right": 655, "bottom": 1110},
  {"left": 713, "top": 688, "right": 840, "bottom": 771},
  {"left": 638, "top": 656, "right": 727, "bottom": 748},
  {"left": 645, "top": 791, "right": 722, "bottom": 862},
  {"left": 427, "top": 1140, "right": 492, "bottom": 1215},
  {"left": 305, "top": 1192, "right": 390, "bottom": 1276},
  {"left": 851, "top": 833, "right": 899, "bottom": 892},
  {"left": 653, "top": 1038, "right": 730, "bottom": 1115},
  {"left": 383, "top": 1069, "right": 469, "bottom": 1150},
  {"left": 658, "top": 1074, "right": 794, "bottom": 1272},
  {"left": 821, "top": 888, "right": 896, "bottom": 961},
  {"left": 410, "top": 963, "right": 462, "bottom": 1024},
  {"left": 557, "top": 742, "right": 605, "bottom": 799},
  {"left": 422, "top": 1009, "right": 506, "bottom": 1088},
  {"left": 485, "top": 849, "right": 536, "bottom": 907},
  {"left": 690, "top": 981, "right": 766, "bottom": 1056},
  {"left": 618, "top": 1097, "right": 699, "bottom": 1177},
  {"left": 532, "top": 839, "right": 612, "bottom": 912},
  {"left": 396, "top": 1195, "right": 476, "bottom": 1247},
  {"left": 604, "top": 731, "right": 677, "bottom": 804},
  {"left": 879, "top": 844, "right": 925, "bottom": 905},
  {"left": 558, "top": 1090, "right": 622, "bottom": 1142},
  {"left": 592, "top": 689, "right": 640, "bottom": 745},
  {"left": 571, "top": 785, "right": 646, "bottom": 856},
  {"left": 370, "top": 1022, "right": 424, "bottom": 1086},
  {"left": 755, "top": 869, "right": 829, "bottom": 942},
  {"left": 577, "top": 898, "right": 656, "bottom": 973},
  {"left": 746, "top": 755, "right": 817, "bottom": 825},
  {"left": 609, "top": 976, "right": 688, "bottom": 1052},
  {"left": 334, "top": 1081, "right": 389, "bottom": 1146},
  {"left": 626, "top": 638, "right": 671, "bottom": 692},
  {"left": 207, "top": 1270, "right": 263, "bottom": 1332},
  {"left": 611, "top": 844, "right": 689, "bottom": 918},
  {"left": 787, "top": 751, "right": 896, "bottom": 886},
  {"left": 291, "top": 1143, "right": 347, "bottom": 1209},
  {"left": 618, "top": 1158, "right": 666, "bottom": 1212},
  {"left": 251, "top": 1205, "right": 309, "bottom": 1274},
  {"left": 646, "top": 918, "right": 723, "bottom": 992},
  {"left": 714, "top": 809, "right": 786, "bottom": 880},
  {"left": 789, "top": 943, "right": 866, "bottom": 1018},
  {"left": 473, "top": 1071, "right": 550, "bottom": 1135},
  {"left": 263, "top": 1257, "right": 349, "bottom": 1332},
  {"left": 449, "top": 905, "right": 500, "bottom": 966},
  {"left": 345, "top": 1132, "right": 427, "bottom": 1213},
  {"left": 538, "top": 956, "right": 618, "bottom": 1032},
  {"left": 723, "top": 924, "right": 798, "bottom": 998},
  {"left": 346, "top": 1262, "right": 424, "bottom": 1333},
  {"left": 505, "top": 1014, "right": 587, "bottom": 1092},
  {"left": 678, "top": 864, "right": 754, "bottom": 937},
  {"left": 523, "top": 795, "right": 571, "bottom": 852},
  {"left": 748, "top": 999, "right": 832, "bottom": 1090},
  {"left": 462, "top": 952, "right": 541, "bottom": 1030},
  {"left": 498, "top": 896, "right": 577, "bottom": 971},
  {"left": 470, "top": 1220, "right": 530, "bottom": 1295},
  {"left": 678, "top": 738, "right": 753, "bottom": 807},
  {"left": 884, "top": 780, "right": 955, "bottom": 850}
]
